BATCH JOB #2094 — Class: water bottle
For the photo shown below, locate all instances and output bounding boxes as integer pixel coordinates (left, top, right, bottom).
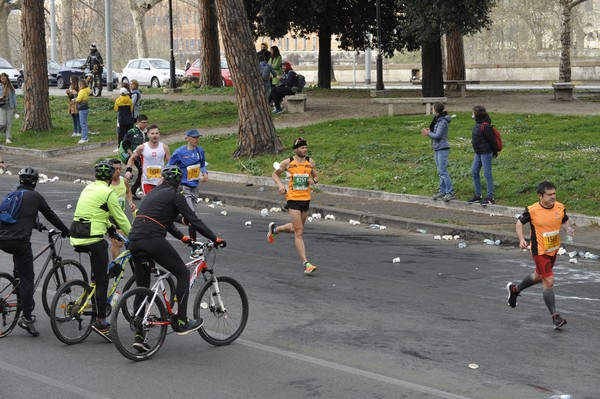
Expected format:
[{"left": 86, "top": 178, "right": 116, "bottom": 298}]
[
  {"left": 110, "top": 291, "right": 121, "bottom": 308},
  {"left": 566, "top": 226, "right": 574, "bottom": 244},
  {"left": 549, "top": 395, "right": 572, "bottom": 399},
  {"left": 483, "top": 239, "right": 495, "bottom": 245}
]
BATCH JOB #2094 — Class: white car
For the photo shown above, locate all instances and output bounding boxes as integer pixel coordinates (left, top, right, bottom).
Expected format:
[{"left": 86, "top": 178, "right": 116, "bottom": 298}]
[
  {"left": 120, "top": 58, "right": 184, "bottom": 88},
  {"left": 0, "top": 58, "right": 21, "bottom": 87}
]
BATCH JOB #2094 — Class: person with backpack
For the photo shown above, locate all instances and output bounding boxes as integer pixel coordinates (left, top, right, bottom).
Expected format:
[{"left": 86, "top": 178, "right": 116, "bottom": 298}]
[
  {"left": 421, "top": 102, "right": 454, "bottom": 202},
  {"left": 258, "top": 54, "right": 276, "bottom": 102},
  {"left": 120, "top": 114, "right": 149, "bottom": 199},
  {"left": 0, "top": 167, "right": 71, "bottom": 337},
  {"left": 468, "top": 105, "right": 498, "bottom": 205},
  {"left": 271, "top": 61, "right": 298, "bottom": 114}
]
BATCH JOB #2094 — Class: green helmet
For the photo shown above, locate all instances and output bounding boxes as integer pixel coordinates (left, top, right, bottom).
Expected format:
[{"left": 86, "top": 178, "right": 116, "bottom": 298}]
[
  {"left": 162, "top": 165, "right": 183, "bottom": 187},
  {"left": 94, "top": 161, "right": 115, "bottom": 181}
]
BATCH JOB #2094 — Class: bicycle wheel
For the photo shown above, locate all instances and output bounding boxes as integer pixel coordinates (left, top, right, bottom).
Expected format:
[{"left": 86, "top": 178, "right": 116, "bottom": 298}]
[
  {"left": 110, "top": 287, "right": 168, "bottom": 361},
  {"left": 0, "top": 272, "right": 20, "bottom": 338},
  {"left": 41, "top": 260, "right": 88, "bottom": 317},
  {"left": 92, "top": 78, "right": 102, "bottom": 96},
  {"left": 193, "top": 276, "right": 248, "bottom": 346},
  {"left": 50, "top": 280, "right": 95, "bottom": 345}
]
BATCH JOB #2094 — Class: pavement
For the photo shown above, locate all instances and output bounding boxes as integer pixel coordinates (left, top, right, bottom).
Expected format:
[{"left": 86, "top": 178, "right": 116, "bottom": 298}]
[{"left": 1, "top": 134, "right": 599, "bottom": 255}]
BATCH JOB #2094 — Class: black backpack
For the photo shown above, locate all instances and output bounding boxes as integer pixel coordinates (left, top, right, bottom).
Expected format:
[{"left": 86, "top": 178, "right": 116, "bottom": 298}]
[{"left": 296, "top": 74, "right": 306, "bottom": 92}]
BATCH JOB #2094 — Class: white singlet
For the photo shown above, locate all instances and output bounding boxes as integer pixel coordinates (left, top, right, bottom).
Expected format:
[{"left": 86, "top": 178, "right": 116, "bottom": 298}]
[{"left": 141, "top": 142, "right": 166, "bottom": 186}]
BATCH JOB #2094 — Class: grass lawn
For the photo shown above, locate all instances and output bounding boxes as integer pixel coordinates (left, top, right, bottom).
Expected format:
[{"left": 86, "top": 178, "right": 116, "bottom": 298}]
[{"left": 6, "top": 91, "right": 600, "bottom": 216}]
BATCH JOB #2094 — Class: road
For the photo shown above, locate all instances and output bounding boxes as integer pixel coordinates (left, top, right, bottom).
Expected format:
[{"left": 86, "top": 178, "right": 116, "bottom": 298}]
[{"left": 1, "top": 177, "right": 599, "bottom": 399}]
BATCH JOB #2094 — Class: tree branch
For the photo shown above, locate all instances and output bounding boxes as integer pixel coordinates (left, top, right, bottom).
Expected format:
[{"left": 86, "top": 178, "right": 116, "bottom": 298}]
[{"left": 569, "top": 0, "right": 589, "bottom": 10}]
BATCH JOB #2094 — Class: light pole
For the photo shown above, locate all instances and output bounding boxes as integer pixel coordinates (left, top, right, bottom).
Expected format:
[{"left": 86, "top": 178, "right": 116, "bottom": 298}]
[
  {"left": 168, "top": 0, "right": 176, "bottom": 89},
  {"left": 375, "top": 0, "right": 384, "bottom": 90}
]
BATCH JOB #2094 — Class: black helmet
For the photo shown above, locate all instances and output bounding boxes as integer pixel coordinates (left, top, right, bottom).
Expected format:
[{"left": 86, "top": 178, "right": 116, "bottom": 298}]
[
  {"left": 90, "top": 43, "right": 97, "bottom": 51},
  {"left": 161, "top": 165, "right": 183, "bottom": 187},
  {"left": 94, "top": 161, "right": 115, "bottom": 181},
  {"left": 19, "top": 167, "right": 39, "bottom": 187}
]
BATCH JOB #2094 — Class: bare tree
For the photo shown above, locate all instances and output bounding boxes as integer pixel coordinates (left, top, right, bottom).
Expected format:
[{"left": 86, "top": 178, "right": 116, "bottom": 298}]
[
  {"left": 214, "top": 0, "right": 282, "bottom": 157},
  {"left": 60, "top": 0, "right": 74, "bottom": 61},
  {"left": 21, "top": 0, "right": 51, "bottom": 131},
  {"left": 559, "top": 0, "right": 589, "bottom": 82},
  {"left": 0, "top": 0, "right": 22, "bottom": 64},
  {"left": 198, "top": 0, "right": 222, "bottom": 87},
  {"left": 128, "top": 0, "right": 163, "bottom": 58}
]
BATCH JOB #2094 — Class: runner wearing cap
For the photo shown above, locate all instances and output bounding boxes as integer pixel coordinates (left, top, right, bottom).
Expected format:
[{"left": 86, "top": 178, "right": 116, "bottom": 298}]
[{"left": 167, "top": 129, "right": 208, "bottom": 241}]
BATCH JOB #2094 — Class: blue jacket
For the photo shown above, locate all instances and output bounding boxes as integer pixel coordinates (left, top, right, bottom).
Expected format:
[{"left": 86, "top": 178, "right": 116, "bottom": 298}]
[
  {"left": 427, "top": 114, "right": 451, "bottom": 151},
  {"left": 1, "top": 87, "right": 17, "bottom": 109}
]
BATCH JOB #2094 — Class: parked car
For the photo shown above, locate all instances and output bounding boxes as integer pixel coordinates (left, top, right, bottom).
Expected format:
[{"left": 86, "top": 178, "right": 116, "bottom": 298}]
[
  {"left": 56, "top": 58, "right": 118, "bottom": 89},
  {"left": 0, "top": 58, "right": 21, "bottom": 87},
  {"left": 185, "top": 57, "right": 233, "bottom": 87},
  {"left": 121, "top": 58, "right": 185, "bottom": 88},
  {"left": 18, "top": 60, "right": 60, "bottom": 88}
]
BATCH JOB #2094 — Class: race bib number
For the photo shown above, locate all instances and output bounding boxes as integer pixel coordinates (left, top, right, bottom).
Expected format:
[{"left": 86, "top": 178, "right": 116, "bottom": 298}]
[
  {"left": 543, "top": 230, "right": 560, "bottom": 253},
  {"left": 187, "top": 165, "right": 200, "bottom": 181},
  {"left": 292, "top": 174, "right": 309, "bottom": 191},
  {"left": 146, "top": 165, "right": 162, "bottom": 179}
]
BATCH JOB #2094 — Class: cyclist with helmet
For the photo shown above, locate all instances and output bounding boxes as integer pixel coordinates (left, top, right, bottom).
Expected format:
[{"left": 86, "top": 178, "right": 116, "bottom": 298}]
[
  {"left": 0, "top": 167, "right": 70, "bottom": 337},
  {"left": 129, "top": 165, "right": 225, "bottom": 350},
  {"left": 83, "top": 43, "right": 104, "bottom": 95},
  {"left": 70, "top": 161, "right": 131, "bottom": 341}
]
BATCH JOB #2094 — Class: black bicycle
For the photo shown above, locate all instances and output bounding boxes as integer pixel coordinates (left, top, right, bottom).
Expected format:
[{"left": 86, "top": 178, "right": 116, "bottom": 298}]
[{"left": 0, "top": 227, "right": 87, "bottom": 337}]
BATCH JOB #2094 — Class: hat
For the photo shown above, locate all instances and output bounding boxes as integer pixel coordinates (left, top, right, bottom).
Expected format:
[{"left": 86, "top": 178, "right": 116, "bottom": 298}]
[
  {"left": 185, "top": 129, "right": 201, "bottom": 138},
  {"left": 293, "top": 137, "right": 307, "bottom": 149},
  {"left": 119, "top": 87, "right": 129, "bottom": 95}
]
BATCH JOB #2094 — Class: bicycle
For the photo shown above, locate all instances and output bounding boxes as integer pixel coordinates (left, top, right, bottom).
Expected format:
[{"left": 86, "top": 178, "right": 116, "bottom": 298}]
[
  {"left": 110, "top": 240, "right": 248, "bottom": 361},
  {"left": 83, "top": 64, "right": 103, "bottom": 97},
  {"left": 0, "top": 227, "right": 87, "bottom": 338},
  {"left": 50, "top": 236, "right": 175, "bottom": 345}
]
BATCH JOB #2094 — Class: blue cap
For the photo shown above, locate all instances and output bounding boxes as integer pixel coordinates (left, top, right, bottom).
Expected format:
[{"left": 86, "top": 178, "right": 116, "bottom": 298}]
[{"left": 185, "top": 129, "right": 201, "bottom": 138}]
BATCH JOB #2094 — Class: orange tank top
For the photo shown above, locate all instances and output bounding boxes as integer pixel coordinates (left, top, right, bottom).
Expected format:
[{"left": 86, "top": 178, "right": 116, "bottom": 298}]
[{"left": 286, "top": 157, "right": 312, "bottom": 201}]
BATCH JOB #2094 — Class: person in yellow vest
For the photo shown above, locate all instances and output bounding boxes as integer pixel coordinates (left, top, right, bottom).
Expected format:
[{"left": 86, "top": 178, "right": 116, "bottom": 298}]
[
  {"left": 507, "top": 181, "right": 574, "bottom": 330},
  {"left": 267, "top": 137, "right": 319, "bottom": 275},
  {"left": 109, "top": 159, "right": 135, "bottom": 260}
]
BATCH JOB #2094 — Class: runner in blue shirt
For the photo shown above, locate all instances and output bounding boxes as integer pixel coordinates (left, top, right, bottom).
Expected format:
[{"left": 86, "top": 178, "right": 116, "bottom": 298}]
[{"left": 167, "top": 129, "right": 208, "bottom": 241}]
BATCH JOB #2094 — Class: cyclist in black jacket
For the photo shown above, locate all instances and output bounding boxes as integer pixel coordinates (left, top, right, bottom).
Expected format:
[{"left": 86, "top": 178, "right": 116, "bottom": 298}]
[
  {"left": 129, "top": 166, "right": 225, "bottom": 346},
  {"left": 0, "top": 167, "right": 70, "bottom": 337}
]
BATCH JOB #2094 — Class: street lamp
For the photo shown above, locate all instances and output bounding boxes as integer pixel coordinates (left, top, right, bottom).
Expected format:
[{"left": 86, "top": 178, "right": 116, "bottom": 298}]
[
  {"left": 168, "top": 0, "right": 176, "bottom": 89},
  {"left": 376, "top": 0, "right": 384, "bottom": 90}
]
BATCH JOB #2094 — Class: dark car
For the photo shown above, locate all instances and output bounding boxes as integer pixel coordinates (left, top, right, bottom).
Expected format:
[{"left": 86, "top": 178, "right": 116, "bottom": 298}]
[
  {"left": 17, "top": 60, "right": 61, "bottom": 88},
  {"left": 56, "top": 58, "right": 118, "bottom": 89},
  {"left": 184, "top": 57, "right": 233, "bottom": 87}
]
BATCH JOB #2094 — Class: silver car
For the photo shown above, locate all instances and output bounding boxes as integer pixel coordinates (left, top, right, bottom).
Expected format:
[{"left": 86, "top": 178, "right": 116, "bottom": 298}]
[
  {"left": 0, "top": 58, "right": 21, "bottom": 87},
  {"left": 120, "top": 58, "right": 184, "bottom": 88}
]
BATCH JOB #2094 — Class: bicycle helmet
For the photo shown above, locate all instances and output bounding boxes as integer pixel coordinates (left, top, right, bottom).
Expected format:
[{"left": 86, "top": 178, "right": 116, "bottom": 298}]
[
  {"left": 89, "top": 43, "right": 97, "bottom": 51},
  {"left": 94, "top": 161, "right": 115, "bottom": 181},
  {"left": 19, "top": 167, "right": 39, "bottom": 187},
  {"left": 161, "top": 165, "right": 183, "bottom": 187}
]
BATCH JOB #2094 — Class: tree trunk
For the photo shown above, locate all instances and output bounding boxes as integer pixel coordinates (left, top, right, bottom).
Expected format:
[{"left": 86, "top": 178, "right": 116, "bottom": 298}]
[
  {"left": 21, "top": 0, "right": 51, "bottom": 131},
  {"left": 317, "top": 28, "right": 332, "bottom": 89},
  {"left": 60, "top": 0, "right": 74, "bottom": 61},
  {"left": 128, "top": 0, "right": 163, "bottom": 58},
  {"left": 0, "top": 5, "right": 11, "bottom": 63},
  {"left": 559, "top": 0, "right": 572, "bottom": 82},
  {"left": 198, "top": 0, "right": 222, "bottom": 87},
  {"left": 445, "top": 30, "right": 465, "bottom": 92},
  {"left": 214, "top": 0, "right": 282, "bottom": 158},
  {"left": 421, "top": 38, "right": 444, "bottom": 97}
]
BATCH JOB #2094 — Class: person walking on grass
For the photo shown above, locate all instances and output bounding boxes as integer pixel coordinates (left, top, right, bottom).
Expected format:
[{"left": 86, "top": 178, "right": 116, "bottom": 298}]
[
  {"left": 421, "top": 102, "right": 454, "bottom": 202},
  {"left": 507, "top": 181, "right": 573, "bottom": 330},
  {"left": 0, "top": 72, "right": 17, "bottom": 144},
  {"left": 468, "top": 105, "right": 498, "bottom": 205},
  {"left": 267, "top": 137, "right": 319, "bottom": 275}
]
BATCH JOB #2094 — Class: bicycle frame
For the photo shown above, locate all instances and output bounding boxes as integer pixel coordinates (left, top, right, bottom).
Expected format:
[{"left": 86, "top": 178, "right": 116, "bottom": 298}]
[{"left": 29, "top": 231, "right": 63, "bottom": 292}]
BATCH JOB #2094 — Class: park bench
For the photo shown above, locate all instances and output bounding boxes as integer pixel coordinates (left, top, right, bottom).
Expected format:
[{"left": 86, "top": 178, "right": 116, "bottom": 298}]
[
  {"left": 412, "top": 80, "right": 481, "bottom": 98},
  {"left": 371, "top": 97, "right": 448, "bottom": 116},
  {"left": 285, "top": 93, "right": 308, "bottom": 113}
]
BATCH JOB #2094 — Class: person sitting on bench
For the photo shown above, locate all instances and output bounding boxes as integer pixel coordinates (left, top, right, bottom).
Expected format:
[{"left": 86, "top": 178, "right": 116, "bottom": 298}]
[{"left": 271, "top": 61, "right": 298, "bottom": 114}]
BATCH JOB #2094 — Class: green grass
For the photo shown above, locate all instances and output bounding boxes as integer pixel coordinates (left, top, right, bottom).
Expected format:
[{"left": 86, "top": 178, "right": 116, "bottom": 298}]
[{"left": 6, "top": 93, "right": 600, "bottom": 215}]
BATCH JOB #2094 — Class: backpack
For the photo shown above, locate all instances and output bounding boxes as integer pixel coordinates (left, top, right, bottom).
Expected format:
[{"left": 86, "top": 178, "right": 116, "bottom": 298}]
[
  {"left": 480, "top": 122, "right": 503, "bottom": 152},
  {"left": 296, "top": 74, "right": 306, "bottom": 92},
  {"left": 260, "top": 64, "right": 272, "bottom": 82},
  {"left": 0, "top": 190, "right": 25, "bottom": 224}
]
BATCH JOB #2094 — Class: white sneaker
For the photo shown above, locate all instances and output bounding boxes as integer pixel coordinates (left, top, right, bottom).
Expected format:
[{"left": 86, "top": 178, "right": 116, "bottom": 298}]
[
  {"left": 112, "top": 148, "right": 119, "bottom": 153},
  {"left": 71, "top": 132, "right": 81, "bottom": 137},
  {"left": 78, "top": 139, "right": 89, "bottom": 144},
  {"left": 5, "top": 139, "right": 12, "bottom": 144}
]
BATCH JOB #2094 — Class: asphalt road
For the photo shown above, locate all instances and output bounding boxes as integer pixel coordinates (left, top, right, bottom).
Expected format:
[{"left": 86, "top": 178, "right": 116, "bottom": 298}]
[{"left": 1, "top": 178, "right": 599, "bottom": 399}]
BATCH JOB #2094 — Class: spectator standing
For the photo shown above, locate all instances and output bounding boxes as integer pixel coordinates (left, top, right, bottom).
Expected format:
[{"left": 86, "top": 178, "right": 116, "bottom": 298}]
[
  {"left": 0, "top": 167, "right": 71, "bottom": 337},
  {"left": 185, "top": 58, "right": 192, "bottom": 71},
  {"left": 507, "top": 181, "right": 572, "bottom": 329},
  {"left": 75, "top": 79, "right": 91, "bottom": 144},
  {"left": 121, "top": 114, "right": 149, "bottom": 199},
  {"left": 421, "top": 102, "right": 454, "bottom": 201},
  {"left": 167, "top": 129, "right": 208, "bottom": 241},
  {"left": 114, "top": 87, "right": 134, "bottom": 146},
  {"left": 268, "top": 46, "right": 282, "bottom": 104},
  {"left": 124, "top": 124, "right": 170, "bottom": 195},
  {"left": 271, "top": 61, "right": 298, "bottom": 114},
  {"left": 468, "top": 105, "right": 498, "bottom": 205},
  {"left": 130, "top": 80, "right": 142, "bottom": 119},
  {"left": 257, "top": 43, "right": 271, "bottom": 64},
  {"left": 0, "top": 72, "right": 17, "bottom": 144},
  {"left": 259, "top": 55, "right": 276, "bottom": 102},
  {"left": 66, "top": 75, "right": 81, "bottom": 137}
]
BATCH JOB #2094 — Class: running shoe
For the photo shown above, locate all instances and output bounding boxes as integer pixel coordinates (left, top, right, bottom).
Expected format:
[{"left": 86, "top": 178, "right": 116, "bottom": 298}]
[
  {"left": 133, "top": 333, "right": 151, "bottom": 353},
  {"left": 442, "top": 193, "right": 456, "bottom": 202},
  {"left": 304, "top": 262, "right": 317, "bottom": 275},
  {"left": 17, "top": 316, "right": 39, "bottom": 337},
  {"left": 272, "top": 109, "right": 283, "bottom": 114},
  {"left": 91, "top": 320, "right": 112, "bottom": 342},
  {"left": 267, "top": 222, "right": 276, "bottom": 244},
  {"left": 431, "top": 192, "right": 445, "bottom": 200},
  {"left": 552, "top": 313, "right": 567, "bottom": 329},
  {"left": 172, "top": 317, "right": 203, "bottom": 336},
  {"left": 467, "top": 195, "right": 482, "bottom": 203},
  {"left": 506, "top": 282, "right": 519, "bottom": 308},
  {"left": 481, "top": 197, "right": 495, "bottom": 206}
]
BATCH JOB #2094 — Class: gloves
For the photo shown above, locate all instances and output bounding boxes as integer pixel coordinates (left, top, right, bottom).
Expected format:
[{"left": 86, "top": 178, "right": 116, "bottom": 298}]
[
  {"left": 182, "top": 235, "right": 193, "bottom": 244},
  {"left": 61, "top": 230, "right": 70, "bottom": 238},
  {"left": 215, "top": 237, "right": 227, "bottom": 248}
]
